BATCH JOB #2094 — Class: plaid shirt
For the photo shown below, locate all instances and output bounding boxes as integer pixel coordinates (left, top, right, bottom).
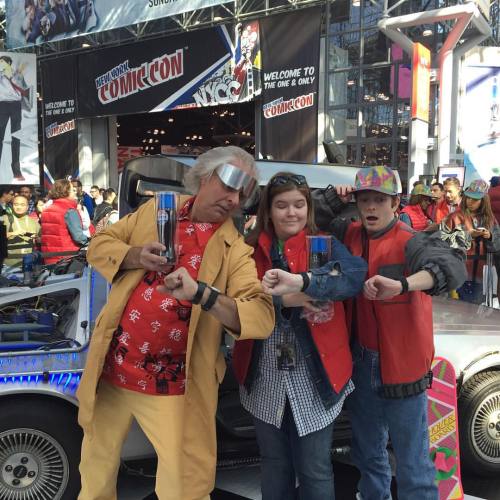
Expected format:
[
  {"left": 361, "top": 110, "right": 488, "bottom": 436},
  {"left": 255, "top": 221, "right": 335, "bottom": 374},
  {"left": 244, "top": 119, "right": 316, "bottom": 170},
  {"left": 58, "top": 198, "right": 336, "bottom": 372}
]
[{"left": 240, "top": 318, "right": 354, "bottom": 437}]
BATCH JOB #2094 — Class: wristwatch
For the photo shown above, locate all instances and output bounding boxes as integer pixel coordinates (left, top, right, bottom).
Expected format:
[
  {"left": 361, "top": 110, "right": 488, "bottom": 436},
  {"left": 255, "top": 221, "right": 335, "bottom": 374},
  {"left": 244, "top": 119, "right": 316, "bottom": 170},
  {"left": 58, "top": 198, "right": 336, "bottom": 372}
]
[
  {"left": 201, "top": 285, "right": 220, "bottom": 311},
  {"left": 191, "top": 281, "right": 207, "bottom": 305}
]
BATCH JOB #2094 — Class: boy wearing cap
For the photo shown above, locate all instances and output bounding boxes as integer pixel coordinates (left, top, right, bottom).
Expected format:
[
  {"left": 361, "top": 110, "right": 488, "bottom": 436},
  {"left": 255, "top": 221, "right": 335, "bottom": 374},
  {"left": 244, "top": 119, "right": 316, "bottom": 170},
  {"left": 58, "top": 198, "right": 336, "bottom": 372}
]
[
  {"left": 399, "top": 184, "right": 434, "bottom": 230},
  {"left": 267, "top": 165, "right": 466, "bottom": 500}
]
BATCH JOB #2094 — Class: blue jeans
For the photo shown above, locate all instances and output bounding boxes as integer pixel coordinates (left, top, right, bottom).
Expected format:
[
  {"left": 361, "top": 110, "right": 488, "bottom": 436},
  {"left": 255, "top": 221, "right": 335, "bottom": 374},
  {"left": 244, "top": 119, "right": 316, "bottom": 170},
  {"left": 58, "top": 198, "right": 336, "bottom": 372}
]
[
  {"left": 348, "top": 344, "right": 438, "bottom": 500},
  {"left": 253, "top": 400, "right": 335, "bottom": 500}
]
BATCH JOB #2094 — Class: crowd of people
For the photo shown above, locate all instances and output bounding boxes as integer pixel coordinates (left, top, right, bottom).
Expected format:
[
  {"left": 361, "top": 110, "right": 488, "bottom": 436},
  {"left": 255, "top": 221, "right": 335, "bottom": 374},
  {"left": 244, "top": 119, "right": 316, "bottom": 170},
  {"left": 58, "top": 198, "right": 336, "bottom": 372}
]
[
  {"left": 0, "top": 180, "right": 117, "bottom": 272},
  {"left": 0, "top": 149, "right": 499, "bottom": 499}
]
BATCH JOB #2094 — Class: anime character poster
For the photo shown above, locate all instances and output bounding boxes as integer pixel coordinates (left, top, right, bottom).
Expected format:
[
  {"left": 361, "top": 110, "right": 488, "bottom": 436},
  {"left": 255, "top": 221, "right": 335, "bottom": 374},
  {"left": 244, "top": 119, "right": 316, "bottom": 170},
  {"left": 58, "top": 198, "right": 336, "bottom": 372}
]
[
  {"left": 6, "top": 0, "right": 230, "bottom": 49},
  {"left": 0, "top": 52, "right": 39, "bottom": 185}
]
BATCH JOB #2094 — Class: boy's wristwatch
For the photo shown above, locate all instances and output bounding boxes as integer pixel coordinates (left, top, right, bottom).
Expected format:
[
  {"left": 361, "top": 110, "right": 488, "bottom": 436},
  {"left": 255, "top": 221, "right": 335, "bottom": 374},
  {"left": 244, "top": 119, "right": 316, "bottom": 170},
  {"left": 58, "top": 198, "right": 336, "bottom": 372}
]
[{"left": 201, "top": 285, "right": 220, "bottom": 311}]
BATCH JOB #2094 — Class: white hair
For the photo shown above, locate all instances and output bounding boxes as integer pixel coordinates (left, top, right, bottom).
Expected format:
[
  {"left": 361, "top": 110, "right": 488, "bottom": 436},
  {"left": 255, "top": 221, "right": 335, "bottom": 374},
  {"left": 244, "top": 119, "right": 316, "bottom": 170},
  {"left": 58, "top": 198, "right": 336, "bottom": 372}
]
[{"left": 184, "top": 146, "right": 258, "bottom": 194}]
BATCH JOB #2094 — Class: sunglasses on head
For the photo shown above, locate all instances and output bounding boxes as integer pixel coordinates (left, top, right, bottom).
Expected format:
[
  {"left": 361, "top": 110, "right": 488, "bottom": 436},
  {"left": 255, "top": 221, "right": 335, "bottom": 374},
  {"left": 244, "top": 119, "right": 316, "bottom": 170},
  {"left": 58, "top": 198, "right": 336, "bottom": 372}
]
[{"left": 269, "top": 174, "right": 307, "bottom": 187}]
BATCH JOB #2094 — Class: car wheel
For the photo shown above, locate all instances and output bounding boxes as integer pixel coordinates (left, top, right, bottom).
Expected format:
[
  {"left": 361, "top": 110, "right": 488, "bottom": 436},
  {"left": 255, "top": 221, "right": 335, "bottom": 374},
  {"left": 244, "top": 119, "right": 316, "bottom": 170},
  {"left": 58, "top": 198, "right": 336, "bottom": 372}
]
[
  {"left": 0, "top": 397, "right": 82, "bottom": 500},
  {"left": 459, "top": 370, "right": 500, "bottom": 476}
]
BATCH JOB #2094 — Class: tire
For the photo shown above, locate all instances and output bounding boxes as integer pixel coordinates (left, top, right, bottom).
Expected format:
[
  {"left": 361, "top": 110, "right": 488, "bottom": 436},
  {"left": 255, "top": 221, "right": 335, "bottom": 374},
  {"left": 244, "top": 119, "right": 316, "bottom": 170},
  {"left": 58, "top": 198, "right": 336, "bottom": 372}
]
[
  {"left": 0, "top": 396, "right": 82, "bottom": 500},
  {"left": 459, "top": 370, "right": 500, "bottom": 476}
]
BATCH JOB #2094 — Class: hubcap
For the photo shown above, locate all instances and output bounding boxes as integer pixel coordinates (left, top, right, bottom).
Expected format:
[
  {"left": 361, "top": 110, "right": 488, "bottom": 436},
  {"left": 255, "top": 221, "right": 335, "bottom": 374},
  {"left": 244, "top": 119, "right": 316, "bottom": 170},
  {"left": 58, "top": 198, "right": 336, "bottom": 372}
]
[
  {"left": 0, "top": 428, "right": 68, "bottom": 500},
  {"left": 471, "top": 390, "right": 500, "bottom": 464}
]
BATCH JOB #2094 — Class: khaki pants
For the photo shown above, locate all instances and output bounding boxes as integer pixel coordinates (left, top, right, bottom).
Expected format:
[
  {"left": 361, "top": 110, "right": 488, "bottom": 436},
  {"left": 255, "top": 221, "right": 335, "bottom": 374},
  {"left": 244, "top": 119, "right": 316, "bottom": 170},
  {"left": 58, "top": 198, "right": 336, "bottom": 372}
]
[{"left": 78, "top": 381, "right": 186, "bottom": 500}]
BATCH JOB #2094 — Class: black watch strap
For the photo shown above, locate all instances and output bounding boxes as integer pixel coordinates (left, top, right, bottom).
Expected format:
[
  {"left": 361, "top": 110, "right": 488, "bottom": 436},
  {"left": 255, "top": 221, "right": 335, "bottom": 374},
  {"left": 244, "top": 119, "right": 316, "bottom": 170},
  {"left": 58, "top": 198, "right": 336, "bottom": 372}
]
[
  {"left": 192, "top": 281, "right": 207, "bottom": 304},
  {"left": 399, "top": 276, "right": 409, "bottom": 295},
  {"left": 202, "top": 287, "right": 220, "bottom": 311},
  {"left": 300, "top": 272, "right": 310, "bottom": 292}
]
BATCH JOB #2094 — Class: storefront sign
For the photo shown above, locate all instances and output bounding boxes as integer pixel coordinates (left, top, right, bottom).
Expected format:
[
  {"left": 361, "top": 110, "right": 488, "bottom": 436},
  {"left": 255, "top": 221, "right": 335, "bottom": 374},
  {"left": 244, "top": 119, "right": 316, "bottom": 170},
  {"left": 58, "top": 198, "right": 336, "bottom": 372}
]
[
  {"left": 40, "top": 55, "right": 79, "bottom": 181},
  {"left": 0, "top": 52, "right": 39, "bottom": 185},
  {"left": 78, "top": 24, "right": 260, "bottom": 117},
  {"left": 6, "top": 0, "right": 231, "bottom": 49},
  {"left": 411, "top": 43, "right": 431, "bottom": 123},
  {"left": 260, "top": 8, "right": 321, "bottom": 162}
]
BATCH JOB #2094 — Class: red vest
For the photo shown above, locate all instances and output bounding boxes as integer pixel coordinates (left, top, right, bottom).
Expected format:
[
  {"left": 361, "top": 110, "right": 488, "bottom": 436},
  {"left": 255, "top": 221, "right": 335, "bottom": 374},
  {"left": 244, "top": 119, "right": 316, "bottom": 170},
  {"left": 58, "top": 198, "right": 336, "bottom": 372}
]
[
  {"left": 434, "top": 198, "right": 450, "bottom": 224},
  {"left": 489, "top": 186, "right": 500, "bottom": 225},
  {"left": 344, "top": 221, "right": 434, "bottom": 385},
  {"left": 41, "top": 198, "right": 81, "bottom": 263},
  {"left": 232, "top": 230, "right": 352, "bottom": 394},
  {"left": 400, "top": 204, "right": 431, "bottom": 231}
]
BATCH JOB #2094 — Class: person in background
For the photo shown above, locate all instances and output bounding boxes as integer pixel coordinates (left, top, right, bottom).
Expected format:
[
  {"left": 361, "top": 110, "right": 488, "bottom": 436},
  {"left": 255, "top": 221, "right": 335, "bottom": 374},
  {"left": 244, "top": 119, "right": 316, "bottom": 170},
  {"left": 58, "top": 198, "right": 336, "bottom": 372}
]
[
  {"left": 0, "top": 186, "right": 14, "bottom": 216},
  {"left": 399, "top": 184, "right": 434, "bottom": 230},
  {"left": 77, "top": 146, "right": 274, "bottom": 500},
  {"left": 77, "top": 197, "right": 94, "bottom": 239},
  {"left": 443, "top": 179, "right": 500, "bottom": 304},
  {"left": 93, "top": 188, "right": 116, "bottom": 226},
  {"left": 41, "top": 179, "right": 88, "bottom": 264},
  {"left": 29, "top": 197, "right": 45, "bottom": 223},
  {"left": 432, "top": 177, "right": 462, "bottom": 223},
  {"left": 72, "top": 179, "right": 95, "bottom": 219},
  {"left": 1, "top": 194, "right": 40, "bottom": 272},
  {"left": 232, "top": 172, "right": 366, "bottom": 500},
  {"left": 489, "top": 176, "right": 500, "bottom": 298},
  {"left": 311, "top": 165, "right": 466, "bottom": 500},
  {"left": 90, "top": 185, "right": 103, "bottom": 206},
  {"left": 18, "top": 185, "right": 36, "bottom": 215},
  {"left": 428, "top": 182, "right": 445, "bottom": 220}
]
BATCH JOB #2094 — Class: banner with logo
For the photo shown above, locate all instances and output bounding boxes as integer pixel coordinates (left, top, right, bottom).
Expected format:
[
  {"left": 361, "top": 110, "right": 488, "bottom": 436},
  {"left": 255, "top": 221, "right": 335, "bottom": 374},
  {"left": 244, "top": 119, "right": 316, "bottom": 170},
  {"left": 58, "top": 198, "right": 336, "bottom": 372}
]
[
  {"left": 40, "top": 55, "right": 79, "bottom": 181},
  {"left": 259, "top": 9, "right": 321, "bottom": 162},
  {"left": 0, "top": 52, "right": 39, "bottom": 185},
  {"left": 6, "top": 0, "right": 231, "bottom": 49},
  {"left": 77, "top": 23, "right": 261, "bottom": 117},
  {"left": 118, "top": 146, "right": 143, "bottom": 173}
]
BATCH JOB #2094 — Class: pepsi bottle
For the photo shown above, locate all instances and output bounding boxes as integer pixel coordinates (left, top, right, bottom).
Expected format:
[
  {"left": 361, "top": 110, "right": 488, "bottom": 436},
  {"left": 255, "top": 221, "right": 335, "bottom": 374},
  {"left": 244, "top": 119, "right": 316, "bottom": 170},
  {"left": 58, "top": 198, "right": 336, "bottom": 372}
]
[{"left": 155, "top": 192, "right": 177, "bottom": 264}]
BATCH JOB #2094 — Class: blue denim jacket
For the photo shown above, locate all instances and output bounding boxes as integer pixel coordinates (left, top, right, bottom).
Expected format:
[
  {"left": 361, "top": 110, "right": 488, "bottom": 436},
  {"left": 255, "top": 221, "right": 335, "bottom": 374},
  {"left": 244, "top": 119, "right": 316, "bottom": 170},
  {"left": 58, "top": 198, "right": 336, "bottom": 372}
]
[{"left": 245, "top": 237, "right": 367, "bottom": 408}]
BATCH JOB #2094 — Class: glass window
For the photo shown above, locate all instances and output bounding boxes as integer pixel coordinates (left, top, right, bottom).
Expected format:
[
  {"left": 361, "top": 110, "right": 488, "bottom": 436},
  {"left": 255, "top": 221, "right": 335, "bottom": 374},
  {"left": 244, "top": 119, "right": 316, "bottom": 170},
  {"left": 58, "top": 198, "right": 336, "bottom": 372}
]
[
  {"left": 329, "top": 70, "right": 359, "bottom": 107},
  {"left": 362, "top": 66, "right": 393, "bottom": 102},
  {"left": 329, "top": 33, "right": 361, "bottom": 69},
  {"left": 362, "top": 105, "right": 394, "bottom": 139},
  {"left": 330, "top": 0, "right": 361, "bottom": 33},
  {"left": 363, "top": 30, "right": 390, "bottom": 64},
  {"left": 360, "top": 143, "right": 392, "bottom": 166},
  {"left": 396, "top": 102, "right": 410, "bottom": 139}
]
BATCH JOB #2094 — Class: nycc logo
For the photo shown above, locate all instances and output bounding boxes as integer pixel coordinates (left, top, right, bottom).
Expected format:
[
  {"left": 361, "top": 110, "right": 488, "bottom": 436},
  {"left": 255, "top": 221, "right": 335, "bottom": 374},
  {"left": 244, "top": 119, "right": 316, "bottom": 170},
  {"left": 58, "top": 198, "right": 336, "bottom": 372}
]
[
  {"left": 95, "top": 49, "right": 184, "bottom": 105},
  {"left": 193, "top": 74, "right": 241, "bottom": 106},
  {"left": 45, "top": 119, "right": 76, "bottom": 139},
  {"left": 262, "top": 93, "right": 314, "bottom": 119}
]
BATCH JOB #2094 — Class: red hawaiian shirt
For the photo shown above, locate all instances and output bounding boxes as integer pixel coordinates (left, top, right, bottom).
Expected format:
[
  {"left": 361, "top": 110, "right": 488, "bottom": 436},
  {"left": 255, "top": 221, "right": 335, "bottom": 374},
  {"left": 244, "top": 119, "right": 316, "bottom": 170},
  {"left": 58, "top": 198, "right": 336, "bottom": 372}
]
[{"left": 101, "top": 198, "right": 220, "bottom": 395}]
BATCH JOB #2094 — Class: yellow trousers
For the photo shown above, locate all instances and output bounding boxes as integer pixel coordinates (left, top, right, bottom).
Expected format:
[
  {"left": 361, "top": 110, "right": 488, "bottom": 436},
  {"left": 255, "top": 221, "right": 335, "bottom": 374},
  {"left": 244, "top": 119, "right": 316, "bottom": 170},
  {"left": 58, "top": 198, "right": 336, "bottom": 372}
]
[{"left": 78, "top": 380, "right": 192, "bottom": 500}]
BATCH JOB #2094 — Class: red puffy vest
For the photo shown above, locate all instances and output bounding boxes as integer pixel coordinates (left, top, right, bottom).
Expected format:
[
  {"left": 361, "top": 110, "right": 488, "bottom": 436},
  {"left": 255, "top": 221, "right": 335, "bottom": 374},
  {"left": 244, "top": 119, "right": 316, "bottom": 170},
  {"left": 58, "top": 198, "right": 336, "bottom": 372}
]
[
  {"left": 344, "top": 221, "right": 434, "bottom": 386},
  {"left": 232, "top": 230, "right": 352, "bottom": 394},
  {"left": 41, "top": 198, "right": 81, "bottom": 264},
  {"left": 400, "top": 204, "right": 431, "bottom": 231}
]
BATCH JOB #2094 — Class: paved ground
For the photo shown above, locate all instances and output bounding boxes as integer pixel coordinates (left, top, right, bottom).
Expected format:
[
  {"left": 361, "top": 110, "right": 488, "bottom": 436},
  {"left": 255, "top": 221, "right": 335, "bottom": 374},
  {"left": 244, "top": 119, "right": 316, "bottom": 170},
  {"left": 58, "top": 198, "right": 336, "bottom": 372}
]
[{"left": 117, "top": 458, "right": 499, "bottom": 500}]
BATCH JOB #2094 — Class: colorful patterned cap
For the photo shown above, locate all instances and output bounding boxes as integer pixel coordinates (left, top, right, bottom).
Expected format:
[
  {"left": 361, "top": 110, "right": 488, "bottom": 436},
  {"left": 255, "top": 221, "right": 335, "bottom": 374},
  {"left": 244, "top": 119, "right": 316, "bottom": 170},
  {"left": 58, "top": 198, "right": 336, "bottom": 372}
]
[
  {"left": 411, "top": 184, "right": 432, "bottom": 197},
  {"left": 464, "top": 179, "right": 489, "bottom": 200},
  {"left": 354, "top": 166, "right": 398, "bottom": 195}
]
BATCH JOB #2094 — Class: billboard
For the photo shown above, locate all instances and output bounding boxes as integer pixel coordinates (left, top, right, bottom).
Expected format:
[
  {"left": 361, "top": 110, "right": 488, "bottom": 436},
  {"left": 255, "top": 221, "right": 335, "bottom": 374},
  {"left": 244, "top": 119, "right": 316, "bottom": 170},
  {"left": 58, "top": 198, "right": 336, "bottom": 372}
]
[
  {"left": 411, "top": 42, "right": 431, "bottom": 123},
  {"left": 6, "top": 0, "right": 231, "bottom": 49},
  {"left": 260, "top": 8, "right": 321, "bottom": 162},
  {"left": 77, "top": 23, "right": 261, "bottom": 117},
  {"left": 462, "top": 65, "right": 500, "bottom": 185},
  {"left": 0, "top": 52, "right": 39, "bottom": 185}
]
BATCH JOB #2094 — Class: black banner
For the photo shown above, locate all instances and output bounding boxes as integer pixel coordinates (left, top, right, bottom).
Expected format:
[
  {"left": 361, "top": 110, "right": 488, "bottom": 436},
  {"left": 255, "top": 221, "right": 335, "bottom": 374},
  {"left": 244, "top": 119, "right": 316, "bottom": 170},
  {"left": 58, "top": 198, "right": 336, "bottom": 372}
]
[
  {"left": 77, "top": 25, "right": 261, "bottom": 118},
  {"left": 40, "top": 55, "right": 78, "bottom": 184},
  {"left": 260, "top": 9, "right": 321, "bottom": 162}
]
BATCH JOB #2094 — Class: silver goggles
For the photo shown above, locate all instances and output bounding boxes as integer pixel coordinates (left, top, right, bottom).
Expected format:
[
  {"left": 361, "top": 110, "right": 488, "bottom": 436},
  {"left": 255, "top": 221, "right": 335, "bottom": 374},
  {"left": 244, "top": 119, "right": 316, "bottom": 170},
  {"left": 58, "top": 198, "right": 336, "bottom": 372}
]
[{"left": 215, "top": 163, "right": 258, "bottom": 201}]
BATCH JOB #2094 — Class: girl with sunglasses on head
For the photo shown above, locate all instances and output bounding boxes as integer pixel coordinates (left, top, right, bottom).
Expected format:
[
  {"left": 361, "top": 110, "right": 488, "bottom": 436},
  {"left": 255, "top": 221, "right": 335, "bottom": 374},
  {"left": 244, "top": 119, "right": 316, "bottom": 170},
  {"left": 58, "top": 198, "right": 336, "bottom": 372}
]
[{"left": 232, "top": 172, "right": 366, "bottom": 500}]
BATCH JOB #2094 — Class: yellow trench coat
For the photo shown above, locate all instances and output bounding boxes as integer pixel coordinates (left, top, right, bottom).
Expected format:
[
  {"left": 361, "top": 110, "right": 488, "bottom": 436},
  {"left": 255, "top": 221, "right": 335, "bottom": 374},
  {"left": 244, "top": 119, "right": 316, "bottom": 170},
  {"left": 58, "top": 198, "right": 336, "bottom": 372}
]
[{"left": 76, "top": 197, "right": 274, "bottom": 499}]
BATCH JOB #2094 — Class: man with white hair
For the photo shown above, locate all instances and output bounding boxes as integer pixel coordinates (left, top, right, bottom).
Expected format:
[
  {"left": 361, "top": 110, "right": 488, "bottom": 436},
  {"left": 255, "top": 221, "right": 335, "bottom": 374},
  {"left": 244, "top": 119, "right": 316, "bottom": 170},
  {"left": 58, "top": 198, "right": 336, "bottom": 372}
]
[{"left": 77, "top": 146, "right": 274, "bottom": 500}]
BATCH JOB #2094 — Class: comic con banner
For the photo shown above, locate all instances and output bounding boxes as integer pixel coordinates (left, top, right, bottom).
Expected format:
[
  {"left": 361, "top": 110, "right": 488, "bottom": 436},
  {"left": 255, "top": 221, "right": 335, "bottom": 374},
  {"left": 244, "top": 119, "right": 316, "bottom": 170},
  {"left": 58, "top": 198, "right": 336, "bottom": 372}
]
[
  {"left": 77, "top": 23, "right": 261, "bottom": 117},
  {"left": 0, "top": 52, "right": 39, "bottom": 185},
  {"left": 40, "top": 55, "right": 79, "bottom": 182},
  {"left": 6, "top": 0, "right": 230, "bottom": 49},
  {"left": 260, "top": 9, "right": 321, "bottom": 162}
]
